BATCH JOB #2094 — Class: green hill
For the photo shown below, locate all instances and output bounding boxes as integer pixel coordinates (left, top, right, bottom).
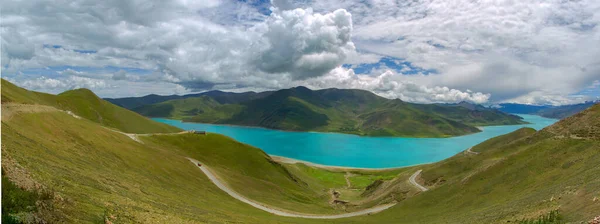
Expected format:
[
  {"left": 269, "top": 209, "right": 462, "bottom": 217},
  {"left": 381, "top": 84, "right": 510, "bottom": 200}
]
[
  {"left": 1, "top": 82, "right": 413, "bottom": 222},
  {"left": 353, "top": 104, "right": 600, "bottom": 223},
  {"left": 132, "top": 86, "right": 525, "bottom": 137},
  {"left": 3, "top": 81, "right": 599, "bottom": 223},
  {"left": 1, "top": 79, "right": 180, "bottom": 134}
]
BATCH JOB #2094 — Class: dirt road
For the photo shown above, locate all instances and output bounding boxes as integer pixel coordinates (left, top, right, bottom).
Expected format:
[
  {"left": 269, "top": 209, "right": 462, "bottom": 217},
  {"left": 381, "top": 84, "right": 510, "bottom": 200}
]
[
  {"left": 187, "top": 158, "right": 396, "bottom": 219},
  {"left": 409, "top": 170, "right": 428, "bottom": 192}
]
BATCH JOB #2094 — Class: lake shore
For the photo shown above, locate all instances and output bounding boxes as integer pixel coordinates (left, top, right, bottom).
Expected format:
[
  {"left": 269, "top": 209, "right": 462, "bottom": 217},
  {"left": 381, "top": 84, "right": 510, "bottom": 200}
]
[{"left": 270, "top": 155, "right": 429, "bottom": 171}]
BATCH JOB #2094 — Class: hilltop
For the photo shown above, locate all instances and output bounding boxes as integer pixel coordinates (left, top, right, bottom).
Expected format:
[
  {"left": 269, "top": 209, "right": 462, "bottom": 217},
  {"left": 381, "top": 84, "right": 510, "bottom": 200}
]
[
  {"left": 127, "top": 86, "right": 526, "bottom": 137},
  {"left": 1, "top": 79, "right": 180, "bottom": 134}
]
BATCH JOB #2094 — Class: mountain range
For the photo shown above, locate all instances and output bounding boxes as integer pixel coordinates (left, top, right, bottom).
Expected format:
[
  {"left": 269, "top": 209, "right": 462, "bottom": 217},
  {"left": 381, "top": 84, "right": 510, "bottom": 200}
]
[
  {"left": 2, "top": 78, "right": 599, "bottom": 223},
  {"left": 107, "top": 86, "right": 526, "bottom": 137},
  {"left": 497, "top": 101, "right": 599, "bottom": 119}
]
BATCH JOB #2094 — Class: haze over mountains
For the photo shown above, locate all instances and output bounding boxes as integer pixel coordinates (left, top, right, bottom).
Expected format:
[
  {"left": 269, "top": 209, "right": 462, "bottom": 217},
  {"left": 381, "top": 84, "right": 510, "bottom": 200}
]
[
  {"left": 2, "top": 79, "right": 599, "bottom": 223},
  {"left": 108, "top": 86, "right": 526, "bottom": 137},
  {"left": 497, "top": 101, "right": 600, "bottom": 119}
]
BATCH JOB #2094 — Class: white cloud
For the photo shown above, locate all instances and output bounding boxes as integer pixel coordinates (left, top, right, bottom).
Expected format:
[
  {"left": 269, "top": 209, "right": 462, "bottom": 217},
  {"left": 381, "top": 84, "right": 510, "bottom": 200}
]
[
  {"left": 503, "top": 91, "right": 595, "bottom": 106},
  {"left": 254, "top": 8, "right": 354, "bottom": 79},
  {"left": 16, "top": 76, "right": 111, "bottom": 92},
  {"left": 2, "top": 0, "right": 599, "bottom": 105},
  {"left": 298, "top": 67, "right": 490, "bottom": 104}
]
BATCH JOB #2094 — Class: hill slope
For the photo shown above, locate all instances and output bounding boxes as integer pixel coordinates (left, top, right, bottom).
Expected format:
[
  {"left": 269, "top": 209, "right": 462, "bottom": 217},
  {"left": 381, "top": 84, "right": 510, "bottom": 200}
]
[
  {"left": 133, "top": 86, "right": 525, "bottom": 137},
  {"left": 1, "top": 102, "right": 349, "bottom": 223},
  {"left": 2, "top": 81, "right": 599, "bottom": 223},
  {"left": 1, "top": 79, "right": 180, "bottom": 134},
  {"left": 352, "top": 104, "right": 600, "bottom": 223}
]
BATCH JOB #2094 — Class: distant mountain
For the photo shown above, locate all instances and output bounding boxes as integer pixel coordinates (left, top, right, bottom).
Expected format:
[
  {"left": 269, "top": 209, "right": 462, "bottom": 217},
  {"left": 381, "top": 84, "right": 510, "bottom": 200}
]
[
  {"left": 130, "top": 86, "right": 526, "bottom": 137},
  {"left": 105, "top": 90, "right": 272, "bottom": 110},
  {"left": 497, "top": 101, "right": 599, "bottom": 119}
]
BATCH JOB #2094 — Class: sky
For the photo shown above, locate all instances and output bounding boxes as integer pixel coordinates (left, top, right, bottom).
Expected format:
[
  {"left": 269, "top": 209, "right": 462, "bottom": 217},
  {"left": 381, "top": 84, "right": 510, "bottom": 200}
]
[{"left": 1, "top": 0, "right": 599, "bottom": 105}]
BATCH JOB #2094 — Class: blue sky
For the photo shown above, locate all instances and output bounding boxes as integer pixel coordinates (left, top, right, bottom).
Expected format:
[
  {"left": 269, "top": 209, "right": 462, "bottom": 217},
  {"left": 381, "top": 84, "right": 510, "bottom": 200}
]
[{"left": 1, "top": 0, "right": 599, "bottom": 105}]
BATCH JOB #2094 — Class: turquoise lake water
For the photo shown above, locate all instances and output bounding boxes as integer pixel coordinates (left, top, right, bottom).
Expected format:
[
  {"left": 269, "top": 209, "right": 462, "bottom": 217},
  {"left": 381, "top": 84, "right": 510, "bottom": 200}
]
[{"left": 153, "top": 114, "right": 557, "bottom": 168}]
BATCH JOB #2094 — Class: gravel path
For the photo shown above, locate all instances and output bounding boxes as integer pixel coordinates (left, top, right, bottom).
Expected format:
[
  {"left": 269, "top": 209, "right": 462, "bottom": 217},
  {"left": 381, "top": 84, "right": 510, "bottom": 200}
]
[
  {"left": 187, "top": 158, "right": 396, "bottom": 219},
  {"left": 465, "top": 147, "right": 479, "bottom": 155},
  {"left": 409, "top": 170, "right": 428, "bottom": 192}
]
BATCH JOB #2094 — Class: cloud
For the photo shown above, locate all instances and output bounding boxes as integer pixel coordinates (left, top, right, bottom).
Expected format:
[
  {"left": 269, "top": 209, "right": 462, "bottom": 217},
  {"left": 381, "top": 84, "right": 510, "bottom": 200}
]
[
  {"left": 6, "top": 74, "right": 189, "bottom": 98},
  {"left": 2, "top": 0, "right": 599, "bottom": 105},
  {"left": 321, "top": 0, "right": 600, "bottom": 104},
  {"left": 271, "top": 0, "right": 295, "bottom": 11},
  {"left": 15, "top": 76, "right": 111, "bottom": 92},
  {"left": 298, "top": 67, "right": 490, "bottom": 104},
  {"left": 255, "top": 8, "right": 354, "bottom": 79}
]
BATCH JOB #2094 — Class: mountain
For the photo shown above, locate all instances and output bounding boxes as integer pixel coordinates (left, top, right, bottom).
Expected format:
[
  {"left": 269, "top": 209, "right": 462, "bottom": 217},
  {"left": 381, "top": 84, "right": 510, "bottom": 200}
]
[
  {"left": 1, "top": 79, "right": 180, "bottom": 134},
  {"left": 2, "top": 79, "right": 599, "bottom": 223},
  {"left": 495, "top": 103, "right": 552, "bottom": 114},
  {"left": 104, "top": 90, "right": 272, "bottom": 110},
  {"left": 536, "top": 101, "right": 599, "bottom": 119},
  {"left": 497, "top": 101, "right": 599, "bottom": 119},
  {"left": 1, "top": 80, "right": 364, "bottom": 222},
  {"left": 132, "top": 86, "right": 526, "bottom": 137}
]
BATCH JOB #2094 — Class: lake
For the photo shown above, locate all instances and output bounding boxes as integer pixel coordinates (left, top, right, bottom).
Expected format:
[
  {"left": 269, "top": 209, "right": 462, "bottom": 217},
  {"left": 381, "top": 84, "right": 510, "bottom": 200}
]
[{"left": 153, "top": 114, "right": 557, "bottom": 168}]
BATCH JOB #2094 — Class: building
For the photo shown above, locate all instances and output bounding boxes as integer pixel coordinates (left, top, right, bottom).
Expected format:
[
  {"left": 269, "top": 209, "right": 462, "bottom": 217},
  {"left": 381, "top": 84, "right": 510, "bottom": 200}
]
[{"left": 190, "top": 130, "right": 206, "bottom": 135}]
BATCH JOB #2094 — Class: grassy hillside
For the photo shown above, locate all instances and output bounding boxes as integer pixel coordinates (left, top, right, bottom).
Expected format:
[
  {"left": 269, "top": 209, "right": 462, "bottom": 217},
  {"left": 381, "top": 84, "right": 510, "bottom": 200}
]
[
  {"left": 349, "top": 105, "right": 600, "bottom": 223},
  {"left": 1, "top": 79, "right": 180, "bottom": 134},
  {"left": 133, "top": 86, "right": 525, "bottom": 137},
  {"left": 1, "top": 106, "right": 336, "bottom": 223},
  {"left": 1, "top": 101, "right": 411, "bottom": 222},
  {"left": 2, "top": 81, "right": 600, "bottom": 223}
]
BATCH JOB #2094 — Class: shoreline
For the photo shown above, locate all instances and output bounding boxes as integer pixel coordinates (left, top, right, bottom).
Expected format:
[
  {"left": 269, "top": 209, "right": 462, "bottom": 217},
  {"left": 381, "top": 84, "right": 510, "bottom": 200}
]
[
  {"left": 269, "top": 155, "right": 431, "bottom": 171},
  {"left": 153, "top": 118, "right": 518, "bottom": 139}
]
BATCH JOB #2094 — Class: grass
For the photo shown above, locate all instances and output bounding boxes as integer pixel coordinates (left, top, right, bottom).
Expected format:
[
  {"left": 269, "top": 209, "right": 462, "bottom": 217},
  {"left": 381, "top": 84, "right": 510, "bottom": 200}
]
[
  {"left": 347, "top": 170, "right": 402, "bottom": 189},
  {"left": 6, "top": 108, "right": 597, "bottom": 223},
  {"left": 2, "top": 108, "right": 364, "bottom": 222},
  {"left": 283, "top": 163, "right": 348, "bottom": 189},
  {"left": 518, "top": 210, "right": 564, "bottom": 224},
  {"left": 1, "top": 79, "right": 180, "bottom": 134},
  {"left": 3, "top": 80, "right": 600, "bottom": 223},
  {"left": 142, "top": 133, "right": 340, "bottom": 214},
  {"left": 1, "top": 171, "right": 55, "bottom": 223}
]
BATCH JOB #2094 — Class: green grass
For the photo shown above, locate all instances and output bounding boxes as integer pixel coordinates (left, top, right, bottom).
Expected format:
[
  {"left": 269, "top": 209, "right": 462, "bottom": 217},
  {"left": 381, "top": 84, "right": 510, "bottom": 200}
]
[
  {"left": 283, "top": 164, "right": 348, "bottom": 189},
  {"left": 1, "top": 79, "right": 180, "bottom": 134},
  {"left": 347, "top": 170, "right": 403, "bottom": 189},
  {"left": 142, "top": 134, "right": 340, "bottom": 214},
  {"left": 1, "top": 109, "right": 351, "bottom": 223},
  {"left": 1, "top": 172, "right": 55, "bottom": 223},
  {"left": 3, "top": 81, "right": 600, "bottom": 223},
  {"left": 518, "top": 210, "right": 564, "bottom": 224}
]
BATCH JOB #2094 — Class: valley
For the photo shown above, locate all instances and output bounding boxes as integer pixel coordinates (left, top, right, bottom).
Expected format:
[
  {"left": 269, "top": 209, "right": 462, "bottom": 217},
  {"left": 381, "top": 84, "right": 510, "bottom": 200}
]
[{"left": 2, "top": 79, "right": 599, "bottom": 223}]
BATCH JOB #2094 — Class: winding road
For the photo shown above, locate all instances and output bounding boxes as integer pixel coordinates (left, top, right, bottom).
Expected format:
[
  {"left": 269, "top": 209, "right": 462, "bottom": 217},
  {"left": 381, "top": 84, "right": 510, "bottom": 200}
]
[
  {"left": 187, "top": 158, "right": 396, "bottom": 219},
  {"left": 409, "top": 170, "right": 429, "bottom": 192},
  {"left": 103, "top": 122, "right": 419, "bottom": 219}
]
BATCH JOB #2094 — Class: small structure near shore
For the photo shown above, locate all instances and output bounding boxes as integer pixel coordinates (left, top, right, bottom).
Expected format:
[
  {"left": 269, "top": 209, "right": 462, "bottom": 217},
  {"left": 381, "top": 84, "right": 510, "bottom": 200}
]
[{"left": 190, "top": 130, "right": 206, "bottom": 135}]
